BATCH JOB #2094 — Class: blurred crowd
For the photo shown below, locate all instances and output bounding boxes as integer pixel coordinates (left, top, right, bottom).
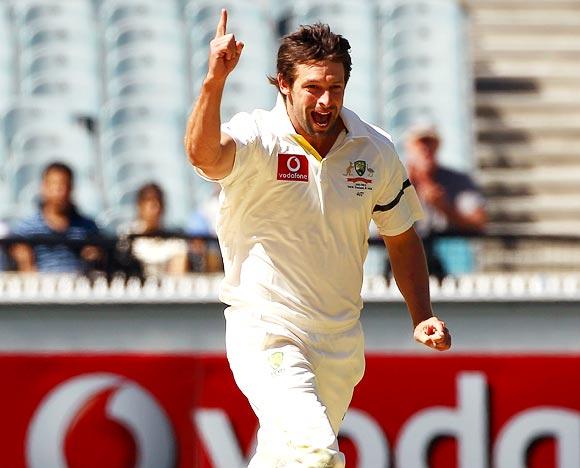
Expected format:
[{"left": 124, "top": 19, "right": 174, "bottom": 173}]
[
  {"left": 0, "top": 161, "right": 223, "bottom": 277},
  {"left": 0, "top": 124, "right": 486, "bottom": 279}
]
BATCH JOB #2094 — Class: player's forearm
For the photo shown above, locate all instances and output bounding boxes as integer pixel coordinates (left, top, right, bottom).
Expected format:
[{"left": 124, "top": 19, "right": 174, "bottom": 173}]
[
  {"left": 184, "top": 78, "right": 226, "bottom": 170},
  {"left": 384, "top": 230, "right": 433, "bottom": 327}
]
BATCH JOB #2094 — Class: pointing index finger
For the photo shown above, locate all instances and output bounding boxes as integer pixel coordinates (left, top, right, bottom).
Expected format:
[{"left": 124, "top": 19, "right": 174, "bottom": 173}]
[{"left": 215, "top": 8, "right": 227, "bottom": 38}]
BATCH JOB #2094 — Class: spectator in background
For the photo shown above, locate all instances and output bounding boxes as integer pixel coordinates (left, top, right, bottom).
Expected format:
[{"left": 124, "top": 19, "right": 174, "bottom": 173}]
[
  {"left": 10, "top": 162, "right": 102, "bottom": 273},
  {"left": 119, "top": 182, "right": 188, "bottom": 277},
  {"left": 185, "top": 184, "right": 223, "bottom": 273},
  {"left": 403, "top": 123, "right": 487, "bottom": 278},
  {"left": 0, "top": 221, "right": 9, "bottom": 271}
]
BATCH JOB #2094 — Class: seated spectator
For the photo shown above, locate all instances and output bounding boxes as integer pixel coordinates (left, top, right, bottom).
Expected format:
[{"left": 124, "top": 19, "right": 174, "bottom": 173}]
[
  {"left": 402, "top": 123, "right": 487, "bottom": 278},
  {"left": 0, "top": 221, "right": 9, "bottom": 271},
  {"left": 119, "top": 182, "right": 188, "bottom": 277},
  {"left": 10, "top": 162, "right": 102, "bottom": 273},
  {"left": 185, "top": 184, "right": 223, "bottom": 273}
]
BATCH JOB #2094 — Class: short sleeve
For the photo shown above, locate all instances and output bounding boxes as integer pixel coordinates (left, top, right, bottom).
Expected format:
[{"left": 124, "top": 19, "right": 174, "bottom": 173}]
[
  {"left": 194, "top": 111, "right": 260, "bottom": 186},
  {"left": 372, "top": 157, "right": 424, "bottom": 236}
]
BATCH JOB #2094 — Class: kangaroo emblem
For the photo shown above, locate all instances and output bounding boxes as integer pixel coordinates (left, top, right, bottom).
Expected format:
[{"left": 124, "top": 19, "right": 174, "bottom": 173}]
[{"left": 344, "top": 162, "right": 354, "bottom": 176}]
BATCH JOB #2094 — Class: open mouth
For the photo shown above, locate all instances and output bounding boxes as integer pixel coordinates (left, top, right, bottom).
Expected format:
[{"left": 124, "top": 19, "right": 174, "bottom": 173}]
[{"left": 311, "top": 110, "right": 332, "bottom": 129}]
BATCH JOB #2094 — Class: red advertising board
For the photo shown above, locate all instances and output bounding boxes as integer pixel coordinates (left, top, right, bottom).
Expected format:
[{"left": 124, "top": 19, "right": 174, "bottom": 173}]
[{"left": 0, "top": 354, "right": 578, "bottom": 468}]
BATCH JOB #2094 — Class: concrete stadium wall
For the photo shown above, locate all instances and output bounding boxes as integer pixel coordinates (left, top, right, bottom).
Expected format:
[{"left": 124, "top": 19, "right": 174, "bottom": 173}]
[{"left": 0, "top": 300, "right": 578, "bottom": 354}]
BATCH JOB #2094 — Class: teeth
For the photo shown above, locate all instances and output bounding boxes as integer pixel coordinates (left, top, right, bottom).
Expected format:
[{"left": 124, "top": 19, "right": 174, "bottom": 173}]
[{"left": 312, "top": 111, "right": 331, "bottom": 127}]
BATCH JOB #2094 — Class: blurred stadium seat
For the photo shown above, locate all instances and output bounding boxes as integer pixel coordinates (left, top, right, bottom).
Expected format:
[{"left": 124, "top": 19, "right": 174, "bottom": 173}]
[
  {"left": 0, "top": 2, "right": 15, "bottom": 115},
  {"left": 101, "top": 0, "right": 180, "bottom": 26},
  {"left": 14, "top": 1, "right": 101, "bottom": 117},
  {"left": 99, "top": 95, "right": 191, "bottom": 229},
  {"left": 186, "top": 0, "right": 276, "bottom": 119},
  {"left": 379, "top": 0, "right": 474, "bottom": 172}
]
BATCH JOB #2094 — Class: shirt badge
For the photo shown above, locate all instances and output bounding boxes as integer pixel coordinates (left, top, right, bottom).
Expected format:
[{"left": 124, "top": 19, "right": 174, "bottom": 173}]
[
  {"left": 344, "top": 160, "right": 374, "bottom": 191},
  {"left": 277, "top": 154, "right": 309, "bottom": 182}
]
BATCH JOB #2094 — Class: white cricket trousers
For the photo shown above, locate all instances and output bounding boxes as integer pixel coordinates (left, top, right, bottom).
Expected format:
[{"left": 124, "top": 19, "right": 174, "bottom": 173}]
[{"left": 225, "top": 306, "right": 365, "bottom": 468}]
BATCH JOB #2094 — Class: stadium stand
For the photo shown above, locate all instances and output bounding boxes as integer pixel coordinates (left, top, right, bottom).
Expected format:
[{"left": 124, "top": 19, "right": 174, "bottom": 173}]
[
  {"left": 14, "top": 0, "right": 101, "bottom": 117},
  {"left": 466, "top": 0, "right": 580, "bottom": 269},
  {"left": 99, "top": 96, "right": 191, "bottom": 229},
  {"left": 0, "top": 1, "right": 15, "bottom": 114},
  {"left": 0, "top": 0, "right": 578, "bottom": 276},
  {"left": 185, "top": 0, "right": 276, "bottom": 120},
  {"left": 379, "top": 0, "right": 474, "bottom": 173}
]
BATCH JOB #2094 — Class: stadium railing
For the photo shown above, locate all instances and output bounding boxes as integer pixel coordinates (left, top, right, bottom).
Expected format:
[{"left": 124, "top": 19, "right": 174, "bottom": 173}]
[{"left": 1, "top": 231, "right": 579, "bottom": 281}]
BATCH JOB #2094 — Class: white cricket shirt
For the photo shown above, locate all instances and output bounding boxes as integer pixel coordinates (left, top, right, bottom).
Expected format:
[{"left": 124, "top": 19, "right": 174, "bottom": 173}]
[{"left": 197, "top": 95, "right": 423, "bottom": 331}]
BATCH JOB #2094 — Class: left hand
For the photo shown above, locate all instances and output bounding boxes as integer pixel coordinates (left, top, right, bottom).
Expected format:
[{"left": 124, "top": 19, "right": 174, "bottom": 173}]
[{"left": 414, "top": 316, "right": 451, "bottom": 351}]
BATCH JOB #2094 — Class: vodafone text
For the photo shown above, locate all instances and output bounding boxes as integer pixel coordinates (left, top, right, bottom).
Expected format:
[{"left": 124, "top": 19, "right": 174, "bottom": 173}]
[
  {"left": 277, "top": 153, "right": 309, "bottom": 182},
  {"left": 196, "top": 372, "right": 580, "bottom": 468},
  {"left": 17, "top": 357, "right": 579, "bottom": 468}
]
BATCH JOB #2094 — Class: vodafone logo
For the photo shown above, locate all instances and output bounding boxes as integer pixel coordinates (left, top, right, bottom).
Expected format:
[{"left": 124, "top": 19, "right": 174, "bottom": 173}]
[
  {"left": 26, "top": 373, "right": 175, "bottom": 468},
  {"left": 286, "top": 156, "right": 301, "bottom": 172},
  {"left": 277, "top": 153, "right": 308, "bottom": 182}
]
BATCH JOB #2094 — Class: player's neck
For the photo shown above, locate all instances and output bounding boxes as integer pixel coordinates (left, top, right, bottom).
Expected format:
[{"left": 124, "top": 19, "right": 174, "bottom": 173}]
[{"left": 302, "top": 118, "right": 345, "bottom": 158}]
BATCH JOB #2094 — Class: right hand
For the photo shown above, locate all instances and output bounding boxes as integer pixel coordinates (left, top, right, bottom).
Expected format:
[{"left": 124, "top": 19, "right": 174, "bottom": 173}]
[
  {"left": 207, "top": 9, "right": 244, "bottom": 82},
  {"left": 413, "top": 316, "right": 451, "bottom": 351}
]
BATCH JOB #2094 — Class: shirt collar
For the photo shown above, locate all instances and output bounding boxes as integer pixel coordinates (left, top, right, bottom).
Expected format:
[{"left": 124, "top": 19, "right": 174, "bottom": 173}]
[{"left": 271, "top": 93, "right": 371, "bottom": 141}]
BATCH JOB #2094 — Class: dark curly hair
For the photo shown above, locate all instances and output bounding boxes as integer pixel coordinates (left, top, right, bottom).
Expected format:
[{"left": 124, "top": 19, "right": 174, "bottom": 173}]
[{"left": 268, "top": 23, "right": 352, "bottom": 92}]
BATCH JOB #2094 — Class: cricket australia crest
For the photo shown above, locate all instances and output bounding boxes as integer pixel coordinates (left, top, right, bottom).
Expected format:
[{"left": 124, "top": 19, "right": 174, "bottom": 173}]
[
  {"left": 354, "top": 160, "right": 367, "bottom": 177},
  {"left": 344, "top": 160, "right": 374, "bottom": 193}
]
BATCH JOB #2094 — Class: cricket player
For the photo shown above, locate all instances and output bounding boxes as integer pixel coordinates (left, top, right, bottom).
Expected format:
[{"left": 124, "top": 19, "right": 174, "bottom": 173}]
[{"left": 184, "top": 10, "right": 451, "bottom": 467}]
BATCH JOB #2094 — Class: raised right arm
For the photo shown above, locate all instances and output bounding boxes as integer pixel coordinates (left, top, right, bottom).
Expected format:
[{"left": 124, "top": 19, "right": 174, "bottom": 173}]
[{"left": 184, "top": 9, "right": 244, "bottom": 180}]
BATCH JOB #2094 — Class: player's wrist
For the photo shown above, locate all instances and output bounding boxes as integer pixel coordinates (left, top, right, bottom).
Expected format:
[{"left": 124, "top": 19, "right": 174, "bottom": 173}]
[
  {"left": 412, "top": 312, "right": 435, "bottom": 329},
  {"left": 202, "top": 74, "right": 228, "bottom": 91}
]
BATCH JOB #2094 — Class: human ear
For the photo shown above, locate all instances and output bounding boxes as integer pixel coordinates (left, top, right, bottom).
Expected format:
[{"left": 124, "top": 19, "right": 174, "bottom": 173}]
[{"left": 278, "top": 73, "right": 290, "bottom": 96}]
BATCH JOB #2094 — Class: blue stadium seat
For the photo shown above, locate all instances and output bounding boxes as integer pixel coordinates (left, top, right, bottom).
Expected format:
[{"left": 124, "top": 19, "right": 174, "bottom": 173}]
[
  {"left": 101, "top": 98, "right": 185, "bottom": 132},
  {"left": 19, "top": 19, "right": 97, "bottom": 51},
  {"left": 2, "top": 101, "right": 79, "bottom": 146},
  {"left": 15, "top": 0, "right": 95, "bottom": 26},
  {"left": 101, "top": 124, "right": 184, "bottom": 163},
  {"left": 379, "top": 0, "right": 473, "bottom": 172},
  {"left": 15, "top": 2, "right": 100, "bottom": 117},
  {"left": 102, "top": 163, "right": 191, "bottom": 228},
  {"left": 186, "top": 0, "right": 276, "bottom": 119},
  {"left": 104, "top": 18, "right": 183, "bottom": 52},
  {"left": 107, "top": 48, "right": 185, "bottom": 80},
  {"left": 100, "top": 0, "right": 180, "bottom": 27},
  {"left": 9, "top": 123, "right": 95, "bottom": 166},
  {"left": 0, "top": 2, "right": 16, "bottom": 113},
  {"left": 108, "top": 78, "right": 186, "bottom": 109},
  {"left": 20, "top": 72, "right": 101, "bottom": 117},
  {"left": 21, "top": 47, "right": 99, "bottom": 79}
]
